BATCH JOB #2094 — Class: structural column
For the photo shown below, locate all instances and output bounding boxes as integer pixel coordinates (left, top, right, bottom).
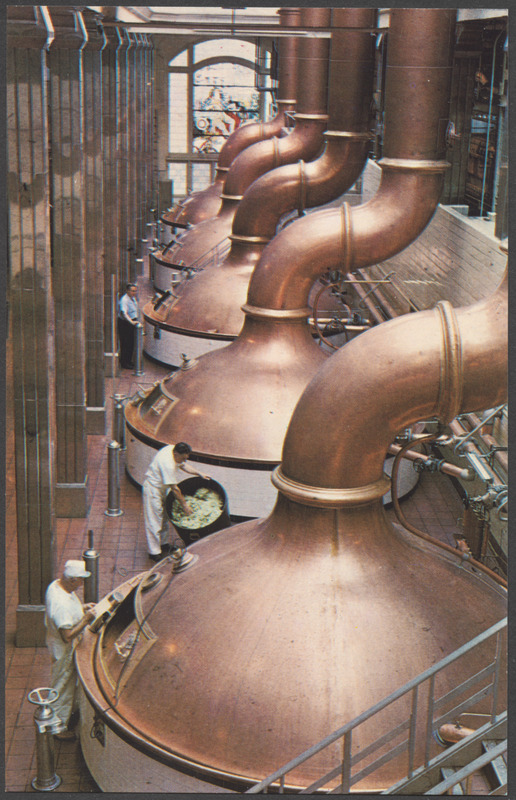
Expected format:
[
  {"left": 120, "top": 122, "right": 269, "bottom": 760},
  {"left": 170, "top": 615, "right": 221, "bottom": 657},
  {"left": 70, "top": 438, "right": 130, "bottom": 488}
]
[
  {"left": 7, "top": 7, "right": 56, "bottom": 645},
  {"left": 117, "top": 28, "right": 131, "bottom": 285},
  {"left": 82, "top": 9, "right": 106, "bottom": 434},
  {"left": 47, "top": 6, "right": 89, "bottom": 517},
  {"left": 101, "top": 12, "right": 122, "bottom": 377}
]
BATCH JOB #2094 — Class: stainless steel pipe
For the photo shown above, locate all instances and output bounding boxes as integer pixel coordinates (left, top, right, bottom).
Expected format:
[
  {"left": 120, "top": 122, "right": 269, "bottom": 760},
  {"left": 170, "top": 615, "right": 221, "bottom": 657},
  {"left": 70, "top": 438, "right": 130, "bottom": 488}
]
[
  {"left": 134, "top": 323, "right": 144, "bottom": 376},
  {"left": 83, "top": 529, "right": 99, "bottom": 604},
  {"left": 112, "top": 393, "right": 126, "bottom": 449},
  {"left": 105, "top": 441, "right": 123, "bottom": 517}
]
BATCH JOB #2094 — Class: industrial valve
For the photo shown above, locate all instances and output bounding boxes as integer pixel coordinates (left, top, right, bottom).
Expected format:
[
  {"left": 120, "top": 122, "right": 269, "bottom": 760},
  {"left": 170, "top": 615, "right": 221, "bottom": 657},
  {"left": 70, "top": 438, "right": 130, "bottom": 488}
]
[
  {"left": 28, "top": 688, "right": 65, "bottom": 791},
  {"left": 466, "top": 485, "right": 508, "bottom": 521}
]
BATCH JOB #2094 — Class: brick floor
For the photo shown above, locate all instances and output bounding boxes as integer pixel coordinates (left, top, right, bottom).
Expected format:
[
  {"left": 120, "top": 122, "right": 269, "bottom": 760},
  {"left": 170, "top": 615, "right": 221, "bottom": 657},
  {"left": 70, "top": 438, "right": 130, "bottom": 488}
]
[{"left": 5, "top": 273, "right": 485, "bottom": 794}]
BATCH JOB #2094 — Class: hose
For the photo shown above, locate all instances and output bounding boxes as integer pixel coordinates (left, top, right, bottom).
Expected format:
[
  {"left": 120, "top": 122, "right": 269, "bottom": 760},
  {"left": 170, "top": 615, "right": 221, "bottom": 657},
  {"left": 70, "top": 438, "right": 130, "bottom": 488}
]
[{"left": 390, "top": 434, "right": 507, "bottom": 589}]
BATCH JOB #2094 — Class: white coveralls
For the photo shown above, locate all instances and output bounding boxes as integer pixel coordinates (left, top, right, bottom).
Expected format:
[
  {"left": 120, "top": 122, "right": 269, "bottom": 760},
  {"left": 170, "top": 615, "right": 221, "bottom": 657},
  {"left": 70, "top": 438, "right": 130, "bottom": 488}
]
[
  {"left": 44, "top": 580, "right": 84, "bottom": 726},
  {"left": 143, "top": 445, "right": 188, "bottom": 555}
]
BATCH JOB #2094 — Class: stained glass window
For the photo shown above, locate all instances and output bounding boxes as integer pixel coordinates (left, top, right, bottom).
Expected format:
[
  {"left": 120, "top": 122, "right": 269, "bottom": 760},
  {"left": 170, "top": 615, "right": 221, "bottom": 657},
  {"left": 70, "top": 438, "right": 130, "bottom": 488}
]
[
  {"left": 167, "top": 38, "right": 272, "bottom": 199},
  {"left": 193, "top": 63, "right": 259, "bottom": 154}
]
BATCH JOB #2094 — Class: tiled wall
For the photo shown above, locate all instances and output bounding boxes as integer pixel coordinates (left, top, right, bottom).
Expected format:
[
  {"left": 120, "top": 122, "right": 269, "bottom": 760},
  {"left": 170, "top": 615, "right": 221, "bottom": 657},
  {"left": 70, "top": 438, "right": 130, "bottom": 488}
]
[{"left": 361, "top": 160, "right": 506, "bottom": 310}]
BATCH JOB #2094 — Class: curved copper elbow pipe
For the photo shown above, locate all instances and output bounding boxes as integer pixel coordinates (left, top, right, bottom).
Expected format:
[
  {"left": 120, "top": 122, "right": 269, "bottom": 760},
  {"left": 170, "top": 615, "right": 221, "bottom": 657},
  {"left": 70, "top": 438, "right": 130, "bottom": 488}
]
[
  {"left": 278, "top": 270, "right": 507, "bottom": 494},
  {"left": 220, "top": 7, "right": 331, "bottom": 199},
  {"left": 162, "top": 8, "right": 301, "bottom": 229},
  {"left": 231, "top": 132, "right": 371, "bottom": 242},
  {"left": 246, "top": 8, "right": 455, "bottom": 310},
  {"left": 215, "top": 8, "right": 301, "bottom": 170},
  {"left": 230, "top": 7, "right": 375, "bottom": 242}
]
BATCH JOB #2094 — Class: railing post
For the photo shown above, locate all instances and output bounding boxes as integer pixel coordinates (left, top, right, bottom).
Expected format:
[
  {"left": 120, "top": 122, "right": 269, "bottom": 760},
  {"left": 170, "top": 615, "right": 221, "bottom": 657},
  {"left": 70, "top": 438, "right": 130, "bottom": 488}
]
[
  {"left": 341, "top": 731, "right": 352, "bottom": 793},
  {"left": 490, "top": 630, "right": 503, "bottom": 722},
  {"left": 105, "top": 440, "right": 124, "bottom": 517},
  {"left": 424, "top": 674, "right": 436, "bottom": 766},
  {"left": 407, "top": 686, "right": 419, "bottom": 778},
  {"left": 134, "top": 322, "right": 144, "bottom": 376}
]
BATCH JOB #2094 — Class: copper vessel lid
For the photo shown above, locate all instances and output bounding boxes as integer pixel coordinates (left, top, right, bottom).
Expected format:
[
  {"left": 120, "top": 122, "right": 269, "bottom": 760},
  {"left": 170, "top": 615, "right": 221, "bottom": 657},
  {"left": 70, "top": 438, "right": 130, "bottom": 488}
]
[{"left": 88, "top": 500, "right": 506, "bottom": 790}]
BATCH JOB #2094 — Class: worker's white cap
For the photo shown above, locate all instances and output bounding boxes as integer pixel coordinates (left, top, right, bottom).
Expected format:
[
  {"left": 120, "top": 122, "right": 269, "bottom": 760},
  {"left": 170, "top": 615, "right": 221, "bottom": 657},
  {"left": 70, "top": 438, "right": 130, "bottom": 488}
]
[{"left": 63, "top": 559, "right": 91, "bottom": 579}]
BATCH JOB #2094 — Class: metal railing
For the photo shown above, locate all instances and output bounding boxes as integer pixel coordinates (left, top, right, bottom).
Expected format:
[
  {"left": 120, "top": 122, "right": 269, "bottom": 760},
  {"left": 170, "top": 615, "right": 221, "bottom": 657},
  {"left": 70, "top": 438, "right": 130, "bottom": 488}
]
[
  {"left": 190, "top": 236, "right": 231, "bottom": 272},
  {"left": 246, "top": 617, "right": 506, "bottom": 794}
]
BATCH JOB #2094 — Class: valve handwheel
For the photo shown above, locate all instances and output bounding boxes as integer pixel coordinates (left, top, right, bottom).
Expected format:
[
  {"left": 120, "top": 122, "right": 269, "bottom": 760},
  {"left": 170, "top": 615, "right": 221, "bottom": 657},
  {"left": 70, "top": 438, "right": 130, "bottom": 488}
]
[{"left": 28, "top": 687, "right": 59, "bottom": 706}]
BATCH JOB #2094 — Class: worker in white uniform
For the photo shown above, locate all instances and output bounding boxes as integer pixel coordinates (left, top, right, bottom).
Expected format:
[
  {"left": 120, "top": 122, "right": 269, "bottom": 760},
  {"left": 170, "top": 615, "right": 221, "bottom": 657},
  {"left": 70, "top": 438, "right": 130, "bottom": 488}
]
[
  {"left": 143, "top": 441, "right": 209, "bottom": 562},
  {"left": 44, "top": 560, "right": 96, "bottom": 740}
]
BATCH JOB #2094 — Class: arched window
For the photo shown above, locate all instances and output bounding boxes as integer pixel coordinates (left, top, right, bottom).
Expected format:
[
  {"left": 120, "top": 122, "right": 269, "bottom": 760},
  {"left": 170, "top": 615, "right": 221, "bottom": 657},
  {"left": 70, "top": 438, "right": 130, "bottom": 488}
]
[{"left": 168, "top": 39, "right": 274, "bottom": 200}]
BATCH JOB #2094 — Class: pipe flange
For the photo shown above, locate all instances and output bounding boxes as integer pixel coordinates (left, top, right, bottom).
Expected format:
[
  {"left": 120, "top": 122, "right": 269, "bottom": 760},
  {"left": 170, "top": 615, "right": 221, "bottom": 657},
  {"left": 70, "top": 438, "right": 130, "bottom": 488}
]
[
  {"left": 324, "top": 130, "right": 373, "bottom": 141},
  {"left": 340, "top": 202, "right": 354, "bottom": 274},
  {"left": 271, "top": 466, "right": 391, "bottom": 507},
  {"left": 241, "top": 304, "right": 311, "bottom": 321},
  {"left": 435, "top": 300, "right": 463, "bottom": 425},
  {"left": 276, "top": 98, "right": 296, "bottom": 106},
  {"left": 298, "top": 160, "right": 307, "bottom": 215},
  {"left": 229, "top": 234, "right": 271, "bottom": 245},
  {"left": 292, "top": 113, "right": 330, "bottom": 121},
  {"left": 220, "top": 194, "right": 244, "bottom": 201},
  {"left": 379, "top": 157, "right": 450, "bottom": 172}
]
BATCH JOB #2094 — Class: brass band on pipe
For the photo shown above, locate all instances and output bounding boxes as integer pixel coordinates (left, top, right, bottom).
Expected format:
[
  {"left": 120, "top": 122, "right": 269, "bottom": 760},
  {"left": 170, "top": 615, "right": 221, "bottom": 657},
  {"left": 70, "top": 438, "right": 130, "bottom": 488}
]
[
  {"left": 219, "top": 194, "right": 244, "bottom": 201},
  {"left": 298, "top": 159, "right": 306, "bottom": 215},
  {"left": 341, "top": 202, "right": 353, "bottom": 274},
  {"left": 272, "top": 136, "right": 280, "bottom": 168},
  {"left": 229, "top": 234, "right": 271, "bottom": 245},
  {"left": 378, "top": 157, "right": 450, "bottom": 172},
  {"left": 271, "top": 466, "right": 391, "bottom": 507},
  {"left": 276, "top": 99, "right": 296, "bottom": 105},
  {"left": 436, "top": 300, "right": 463, "bottom": 425},
  {"left": 241, "top": 304, "right": 311, "bottom": 320},
  {"left": 216, "top": 166, "right": 230, "bottom": 172},
  {"left": 291, "top": 113, "right": 329, "bottom": 121},
  {"left": 323, "top": 130, "right": 373, "bottom": 141}
]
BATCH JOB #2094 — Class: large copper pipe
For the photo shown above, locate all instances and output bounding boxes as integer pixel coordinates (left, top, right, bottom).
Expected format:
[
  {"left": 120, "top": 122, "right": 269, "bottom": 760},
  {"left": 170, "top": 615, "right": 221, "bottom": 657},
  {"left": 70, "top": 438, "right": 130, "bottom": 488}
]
[
  {"left": 153, "top": 7, "right": 331, "bottom": 288},
  {"left": 162, "top": 8, "right": 301, "bottom": 230},
  {"left": 130, "top": 9, "right": 456, "bottom": 475},
  {"left": 147, "top": 9, "right": 375, "bottom": 344},
  {"left": 89, "top": 271, "right": 507, "bottom": 792}
]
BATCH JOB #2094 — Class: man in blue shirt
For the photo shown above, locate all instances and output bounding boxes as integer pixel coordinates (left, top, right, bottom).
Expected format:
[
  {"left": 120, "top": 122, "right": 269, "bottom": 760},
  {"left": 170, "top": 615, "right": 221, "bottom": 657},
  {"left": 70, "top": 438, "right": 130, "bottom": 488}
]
[{"left": 118, "top": 283, "right": 139, "bottom": 369}]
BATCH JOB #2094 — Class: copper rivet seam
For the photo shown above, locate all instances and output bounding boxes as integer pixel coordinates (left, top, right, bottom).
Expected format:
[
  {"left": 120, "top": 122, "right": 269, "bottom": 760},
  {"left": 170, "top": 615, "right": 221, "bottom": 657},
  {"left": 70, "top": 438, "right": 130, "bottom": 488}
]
[
  {"left": 272, "top": 466, "right": 391, "bottom": 507},
  {"left": 298, "top": 160, "right": 306, "bottom": 215},
  {"left": 229, "top": 234, "right": 270, "bottom": 245},
  {"left": 220, "top": 194, "right": 244, "bottom": 201},
  {"left": 241, "top": 304, "right": 311, "bottom": 320},
  {"left": 379, "top": 157, "right": 450, "bottom": 172},
  {"left": 341, "top": 202, "right": 353, "bottom": 274},
  {"left": 436, "top": 300, "right": 463, "bottom": 425}
]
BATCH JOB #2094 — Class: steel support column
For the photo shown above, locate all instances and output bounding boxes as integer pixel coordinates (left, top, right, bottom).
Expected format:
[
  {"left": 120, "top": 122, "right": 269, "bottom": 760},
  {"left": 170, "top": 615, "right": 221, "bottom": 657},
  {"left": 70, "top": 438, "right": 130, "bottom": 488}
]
[
  {"left": 7, "top": 6, "right": 56, "bottom": 645},
  {"left": 82, "top": 9, "right": 106, "bottom": 435},
  {"left": 47, "top": 6, "right": 88, "bottom": 517}
]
